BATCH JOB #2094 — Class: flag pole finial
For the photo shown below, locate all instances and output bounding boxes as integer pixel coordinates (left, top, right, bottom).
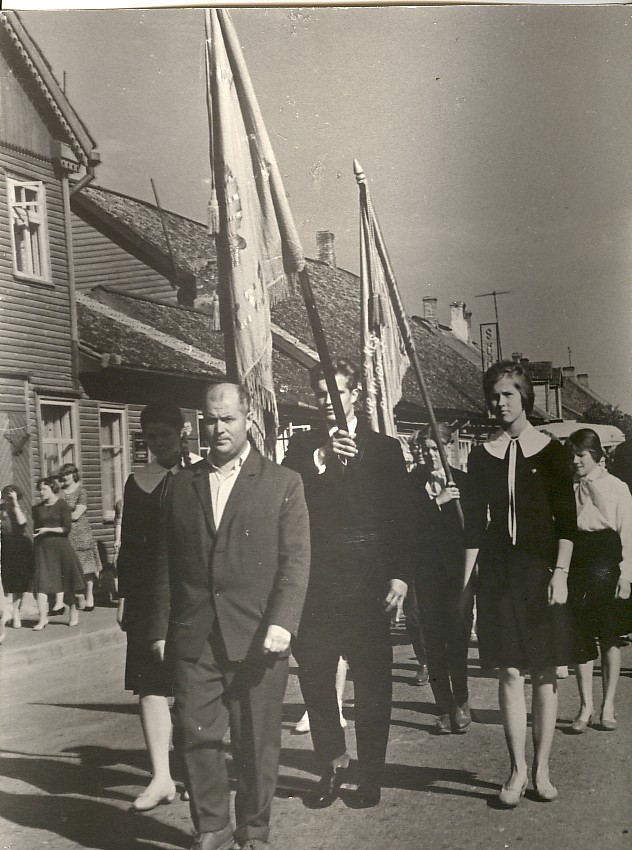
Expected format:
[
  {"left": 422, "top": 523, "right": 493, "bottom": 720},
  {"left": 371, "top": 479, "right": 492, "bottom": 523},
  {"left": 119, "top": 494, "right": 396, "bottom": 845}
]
[{"left": 353, "top": 159, "right": 366, "bottom": 185}]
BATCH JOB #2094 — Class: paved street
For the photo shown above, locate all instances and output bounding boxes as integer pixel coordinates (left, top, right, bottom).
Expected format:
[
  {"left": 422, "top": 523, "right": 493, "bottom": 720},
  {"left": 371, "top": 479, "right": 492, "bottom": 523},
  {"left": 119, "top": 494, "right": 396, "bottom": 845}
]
[{"left": 1, "top": 605, "right": 631, "bottom": 850}]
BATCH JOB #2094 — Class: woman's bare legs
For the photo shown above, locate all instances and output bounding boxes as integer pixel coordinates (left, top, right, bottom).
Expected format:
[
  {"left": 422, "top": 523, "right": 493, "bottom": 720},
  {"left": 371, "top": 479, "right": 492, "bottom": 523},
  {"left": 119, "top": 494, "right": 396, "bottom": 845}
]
[
  {"left": 498, "top": 667, "right": 528, "bottom": 791},
  {"left": 33, "top": 593, "right": 49, "bottom": 630},
  {"left": 531, "top": 666, "right": 559, "bottom": 798},
  {"left": 573, "top": 660, "right": 594, "bottom": 723},
  {"left": 601, "top": 642, "right": 621, "bottom": 723},
  {"left": 133, "top": 693, "right": 176, "bottom": 810}
]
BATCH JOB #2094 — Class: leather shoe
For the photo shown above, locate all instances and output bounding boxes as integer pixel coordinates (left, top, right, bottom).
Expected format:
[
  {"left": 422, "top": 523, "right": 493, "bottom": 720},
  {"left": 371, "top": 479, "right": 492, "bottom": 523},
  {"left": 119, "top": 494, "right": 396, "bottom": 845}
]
[
  {"left": 452, "top": 703, "right": 472, "bottom": 734},
  {"left": 570, "top": 714, "right": 593, "bottom": 734},
  {"left": 413, "top": 664, "right": 429, "bottom": 686},
  {"left": 131, "top": 782, "right": 176, "bottom": 812},
  {"left": 351, "top": 782, "right": 381, "bottom": 808},
  {"left": 435, "top": 714, "right": 451, "bottom": 734},
  {"left": 498, "top": 779, "right": 527, "bottom": 808},
  {"left": 309, "top": 766, "right": 345, "bottom": 808},
  {"left": 191, "top": 825, "right": 234, "bottom": 850},
  {"left": 600, "top": 713, "right": 617, "bottom": 731}
]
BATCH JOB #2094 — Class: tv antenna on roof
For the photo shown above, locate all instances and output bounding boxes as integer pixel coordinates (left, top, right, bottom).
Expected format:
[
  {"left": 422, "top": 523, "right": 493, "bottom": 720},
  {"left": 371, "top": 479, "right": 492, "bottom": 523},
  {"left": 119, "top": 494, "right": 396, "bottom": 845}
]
[{"left": 474, "top": 289, "right": 511, "bottom": 360}]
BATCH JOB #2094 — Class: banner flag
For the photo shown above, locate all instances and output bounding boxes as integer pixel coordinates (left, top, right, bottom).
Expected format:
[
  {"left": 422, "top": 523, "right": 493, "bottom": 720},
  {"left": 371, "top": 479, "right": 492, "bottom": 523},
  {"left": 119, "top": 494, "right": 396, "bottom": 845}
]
[
  {"left": 358, "top": 177, "right": 409, "bottom": 436},
  {"left": 205, "top": 9, "right": 305, "bottom": 455}
]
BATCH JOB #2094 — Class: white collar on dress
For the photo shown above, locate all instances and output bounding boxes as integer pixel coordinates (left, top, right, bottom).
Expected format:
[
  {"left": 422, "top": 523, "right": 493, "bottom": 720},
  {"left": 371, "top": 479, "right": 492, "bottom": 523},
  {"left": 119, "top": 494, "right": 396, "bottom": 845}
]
[
  {"left": 483, "top": 422, "right": 550, "bottom": 459},
  {"left": 134, "top": 459, "right": 182, "bottom": 494}
]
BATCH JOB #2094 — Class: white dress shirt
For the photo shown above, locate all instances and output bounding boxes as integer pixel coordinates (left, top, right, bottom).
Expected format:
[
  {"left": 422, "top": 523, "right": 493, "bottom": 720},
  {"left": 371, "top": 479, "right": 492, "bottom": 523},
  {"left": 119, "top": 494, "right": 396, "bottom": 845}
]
[
  {"left": 208, "top": 443, "right": 251, "bottom": 527},
  {"left": 575, "top": 466, "right": 632, "bottom": 581}
]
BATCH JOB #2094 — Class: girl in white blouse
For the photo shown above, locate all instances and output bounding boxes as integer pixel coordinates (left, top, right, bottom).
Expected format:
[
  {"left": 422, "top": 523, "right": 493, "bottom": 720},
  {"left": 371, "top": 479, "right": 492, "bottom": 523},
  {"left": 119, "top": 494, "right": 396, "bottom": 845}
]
[{"left": 566, "top": 429, "right": 632, "bottom": 734}]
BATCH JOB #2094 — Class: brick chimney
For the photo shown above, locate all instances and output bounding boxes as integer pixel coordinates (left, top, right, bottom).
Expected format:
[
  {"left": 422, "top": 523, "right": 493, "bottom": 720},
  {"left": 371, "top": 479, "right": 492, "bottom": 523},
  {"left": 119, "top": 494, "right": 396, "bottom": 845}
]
[
  {"left": 422, "top": 296, "right": 438, "bottom": 323},
  {"left": 576, "top": 373, "right": 589, "bottom": 388},
  {"left": 316, "top": 230, "right": 336, "bottom": 268},
  {"left": 450, "top": 301, "right": 469, "bottom": 343},
  {"left": 512, "top": 351, "right": 523, "bottom": 363},
  {"left": 562, "top": 365, "right": 576, "bottom": 379}
]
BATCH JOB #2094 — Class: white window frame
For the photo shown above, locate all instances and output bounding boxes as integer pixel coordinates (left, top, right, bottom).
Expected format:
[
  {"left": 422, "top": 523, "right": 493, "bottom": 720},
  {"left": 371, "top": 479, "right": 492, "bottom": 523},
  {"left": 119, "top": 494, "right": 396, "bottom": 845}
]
[
  {"left": 99, "top": 406, "right": 129, "bottom": 522},
  {"left": 7, "top": 177, "right": 51, "bottom": 284},
  {"left": 38, "top": 398, "right": 79, "bottom": 476}
]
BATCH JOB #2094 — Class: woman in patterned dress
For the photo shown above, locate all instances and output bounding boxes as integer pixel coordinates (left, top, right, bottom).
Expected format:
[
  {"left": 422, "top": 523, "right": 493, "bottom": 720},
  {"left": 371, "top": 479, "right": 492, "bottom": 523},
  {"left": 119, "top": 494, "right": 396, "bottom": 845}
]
[
  {"left": 462, "top": 361, "right": 593, "bottom": 807},
  {"left": 59, "top": 464, "right": 102, "bottom": 610}
]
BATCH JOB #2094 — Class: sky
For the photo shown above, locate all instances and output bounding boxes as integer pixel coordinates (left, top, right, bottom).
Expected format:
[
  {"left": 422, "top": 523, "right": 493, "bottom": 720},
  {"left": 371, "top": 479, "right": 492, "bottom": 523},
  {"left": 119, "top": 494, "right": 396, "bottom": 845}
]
[{"left": 19, "top": 5, "right": 632, "bottom": 412}]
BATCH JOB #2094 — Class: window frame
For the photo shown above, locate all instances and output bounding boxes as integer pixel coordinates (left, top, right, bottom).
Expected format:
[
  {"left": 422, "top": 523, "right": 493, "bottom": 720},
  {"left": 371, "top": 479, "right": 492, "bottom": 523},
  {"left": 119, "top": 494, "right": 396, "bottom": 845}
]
[
  {"left": 37, "top": 398, "right": 79, "bottom": 477},
  {"left": 99, "top": 405, "right": 129, "bottom": 522},
  {"left": 6, "top": 176, "right": 52, "bottom": 285}
]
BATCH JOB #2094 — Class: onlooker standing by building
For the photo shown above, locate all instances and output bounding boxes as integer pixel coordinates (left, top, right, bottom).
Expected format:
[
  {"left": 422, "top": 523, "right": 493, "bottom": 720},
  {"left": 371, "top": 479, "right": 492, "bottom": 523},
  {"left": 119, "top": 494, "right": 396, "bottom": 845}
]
[
  {"left": 566, "top": 428, "right": 632, "bottom": 734},
  {"left": 411, "top": 425, "right": 471, "bottom": 734},
  {"left": 1, "top": 484, "right": 33, "bottom": 632},
  {"left": 59, "top": 464, "right": 102, "bottom": 611},
  {"left": 32, "top": 476, "right": 85, "bottom": 630},
  {"left": 284, "top": 359, "right": 414, "bottom": 810}
]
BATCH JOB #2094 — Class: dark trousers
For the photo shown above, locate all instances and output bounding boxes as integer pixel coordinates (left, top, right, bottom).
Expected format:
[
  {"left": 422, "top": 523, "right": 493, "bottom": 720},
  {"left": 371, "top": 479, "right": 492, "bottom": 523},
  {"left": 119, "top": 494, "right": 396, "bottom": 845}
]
[
  {"left": 403, "top": 583, "right": 427, "bottom": 667},
  {"left": 293, "top": 584, "right": 392, "bottom": 785},
  {"left": 173, "top": 632, "right": 289, "bottom": 842},
  {"left": 417, "top": 578, "right": 472, "bottom": 715}
]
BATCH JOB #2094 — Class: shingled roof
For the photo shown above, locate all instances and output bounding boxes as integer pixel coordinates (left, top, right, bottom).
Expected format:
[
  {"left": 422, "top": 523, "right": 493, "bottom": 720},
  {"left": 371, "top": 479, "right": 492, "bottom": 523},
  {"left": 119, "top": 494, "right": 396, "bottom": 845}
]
[{"left": 75, "top": 184, "right": 487, "bottom": 421}]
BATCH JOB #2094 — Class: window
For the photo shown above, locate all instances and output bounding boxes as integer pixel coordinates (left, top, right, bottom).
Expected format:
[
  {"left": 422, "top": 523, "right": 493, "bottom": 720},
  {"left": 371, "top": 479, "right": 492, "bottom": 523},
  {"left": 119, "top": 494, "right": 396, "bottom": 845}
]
[
  {"left": 100, "top": 409, "right": 128, "bottom": 521},
  {"left": 7, "top": 178, "right": 50, "bottom": 282},
  {"left": 40, "top": 401, "right": 77, "bottom": 474}
]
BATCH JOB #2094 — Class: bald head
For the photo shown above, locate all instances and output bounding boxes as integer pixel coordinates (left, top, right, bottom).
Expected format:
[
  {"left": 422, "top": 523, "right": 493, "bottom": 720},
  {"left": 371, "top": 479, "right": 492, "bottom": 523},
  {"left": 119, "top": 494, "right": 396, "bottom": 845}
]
[{"left": 202, "top": 383, "right": 253, "bottom": 467}]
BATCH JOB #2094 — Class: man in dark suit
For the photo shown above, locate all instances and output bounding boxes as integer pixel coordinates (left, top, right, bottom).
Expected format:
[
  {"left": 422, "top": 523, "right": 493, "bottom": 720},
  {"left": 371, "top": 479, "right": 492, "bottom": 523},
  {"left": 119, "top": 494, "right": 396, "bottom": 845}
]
[
  {"left": 150, "top": 383, "right": 310, "bottom": 850},
  {"left": 283, "top": 359, "right": 414, "bottom": 809},
  {"left": 612, "top": 438, "right": 632, "bottom": 493},
  {"left": 409, "top": 425, "right": 471, "bottom": 735}
]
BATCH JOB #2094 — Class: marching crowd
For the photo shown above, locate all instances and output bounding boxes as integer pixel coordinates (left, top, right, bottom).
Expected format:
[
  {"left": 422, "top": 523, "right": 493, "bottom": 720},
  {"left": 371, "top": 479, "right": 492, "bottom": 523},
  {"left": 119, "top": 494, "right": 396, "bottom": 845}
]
[{"left": 1, "top": 358, "right": 632, "bottom": 850}]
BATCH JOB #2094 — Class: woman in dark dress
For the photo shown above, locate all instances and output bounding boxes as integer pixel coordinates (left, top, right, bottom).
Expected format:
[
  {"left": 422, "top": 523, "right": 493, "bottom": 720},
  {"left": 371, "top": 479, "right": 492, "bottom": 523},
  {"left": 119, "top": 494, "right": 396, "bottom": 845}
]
[
  {"left": 1, "top": 484, "right": 33, "bottom": 631},
  {"left": 411, "top": 425, "right": 471, "bottom": 735},
  {"left": 462, "top": 361, "right": 593, "bottom": 807},
  {"left": 32, "top": 476, "right": 86, "bottom": 630},
  {"left": 566, "top": 429, "right": 632, "bottom": 734},
  {"left": 116, "top": 402, "right": 185, "bottom": 812}
]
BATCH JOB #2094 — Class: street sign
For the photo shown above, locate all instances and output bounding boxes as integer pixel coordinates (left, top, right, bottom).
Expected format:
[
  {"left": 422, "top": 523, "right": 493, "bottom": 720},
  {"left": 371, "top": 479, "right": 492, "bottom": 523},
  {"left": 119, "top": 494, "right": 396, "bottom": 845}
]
[{"left": 480, "top": 322, "right": 499, "bottom": 372}]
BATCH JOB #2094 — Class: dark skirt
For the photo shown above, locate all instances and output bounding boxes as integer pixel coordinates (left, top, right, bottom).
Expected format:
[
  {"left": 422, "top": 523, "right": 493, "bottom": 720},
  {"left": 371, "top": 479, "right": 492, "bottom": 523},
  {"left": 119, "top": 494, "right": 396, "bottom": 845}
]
[
  {"left": 33, "top": 537, "right": 86, "bottom": 603},
  {"left": 568, "top": 529, "right": 632, "bottom": 650},
  {"left": 1, "top": 531, "right": 33, "bottom": 593},
  {"left": 476, "top": 544, "right": 595, "bottom": 670},
  {"left": 123, "top": 598, "right": 174, "bottom": 696}
]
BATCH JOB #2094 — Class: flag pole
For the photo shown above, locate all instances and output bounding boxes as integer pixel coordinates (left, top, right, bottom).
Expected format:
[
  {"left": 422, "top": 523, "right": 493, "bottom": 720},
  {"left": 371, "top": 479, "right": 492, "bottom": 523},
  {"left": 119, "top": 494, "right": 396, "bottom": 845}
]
[
  {"left": 297, "top": 267, "right": 350, "bottom": 433},
  {"left": 354, "top": 159, "right": 464, "bottom": 525}
]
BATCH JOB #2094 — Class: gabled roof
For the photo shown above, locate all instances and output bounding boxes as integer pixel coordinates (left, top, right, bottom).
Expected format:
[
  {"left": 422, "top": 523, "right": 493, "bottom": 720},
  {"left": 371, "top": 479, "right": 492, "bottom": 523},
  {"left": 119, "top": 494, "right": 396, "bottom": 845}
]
[
  {"left": 73, "top": 184, "right": 217, "bottom": 300},
  {"left": 75, "top": 184, "right": 487, "bottom": 420},
  {"left": 0, "top": 11, "right": 98, "bottom": 166}
]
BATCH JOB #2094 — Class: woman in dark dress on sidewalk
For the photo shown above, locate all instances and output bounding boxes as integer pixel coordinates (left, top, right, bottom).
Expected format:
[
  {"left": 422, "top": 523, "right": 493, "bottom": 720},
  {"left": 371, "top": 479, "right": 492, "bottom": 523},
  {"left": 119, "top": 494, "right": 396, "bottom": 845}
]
[
  {"left": 462, "top": 361, "right": 593, "bottom": 807},
  {"left": 116, "top": 402, "right": 186, "bottom": 812},
  {"left": 1, "top": 485, "right": 33, "bottom": 632},
  {"left": 32, "top": 477, "right": 85, "bottom": 630}
]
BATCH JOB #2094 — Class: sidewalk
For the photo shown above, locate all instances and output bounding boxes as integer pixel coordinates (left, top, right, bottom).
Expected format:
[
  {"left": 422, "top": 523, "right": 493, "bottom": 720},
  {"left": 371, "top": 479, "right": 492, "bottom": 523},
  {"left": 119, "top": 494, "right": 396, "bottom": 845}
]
[{"left": 0, "top": 593, "right": 124, "bottom": 670}]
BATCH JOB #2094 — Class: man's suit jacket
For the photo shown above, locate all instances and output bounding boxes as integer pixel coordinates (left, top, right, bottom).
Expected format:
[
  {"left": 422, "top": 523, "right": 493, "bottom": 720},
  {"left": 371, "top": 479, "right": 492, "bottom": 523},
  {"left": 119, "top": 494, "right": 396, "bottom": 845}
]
[
  {"left": 613, "top": 440, "right": 632, "bottom": 493},
  {"left": 282, "top": 422, "right": 415, "bottom": 594},
  {"left": 150, "top": 449, "right": 310, "bottom": 663},
  {"left": 409, "top": 465, "right": 466, "bottom": 590}
]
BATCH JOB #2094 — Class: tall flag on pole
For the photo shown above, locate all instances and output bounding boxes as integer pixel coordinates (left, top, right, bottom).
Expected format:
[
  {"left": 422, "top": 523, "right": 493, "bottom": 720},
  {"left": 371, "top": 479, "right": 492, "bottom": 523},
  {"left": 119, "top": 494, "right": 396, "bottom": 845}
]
[
  {"left": 204, "top": 9, "right": 305, "bottom": 456},
  {"left": 356, "top": 161, "right": 408, "bottom": 436}
]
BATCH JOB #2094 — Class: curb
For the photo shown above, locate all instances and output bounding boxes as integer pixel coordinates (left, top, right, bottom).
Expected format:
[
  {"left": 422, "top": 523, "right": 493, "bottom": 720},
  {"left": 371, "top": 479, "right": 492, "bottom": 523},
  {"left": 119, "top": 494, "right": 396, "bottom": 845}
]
[{"left": 1, "top": 624, "right": 125, "bottom": 670}]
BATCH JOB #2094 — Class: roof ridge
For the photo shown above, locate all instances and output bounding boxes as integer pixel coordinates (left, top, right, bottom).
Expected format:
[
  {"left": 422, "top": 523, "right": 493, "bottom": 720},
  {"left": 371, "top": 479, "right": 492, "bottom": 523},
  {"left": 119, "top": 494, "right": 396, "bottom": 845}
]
[
  {"left": 79, "top": 182, "right": 210, "bottom": 229},
  {"left": 77, "top": 292, "right": 225, "bottom": 372}
]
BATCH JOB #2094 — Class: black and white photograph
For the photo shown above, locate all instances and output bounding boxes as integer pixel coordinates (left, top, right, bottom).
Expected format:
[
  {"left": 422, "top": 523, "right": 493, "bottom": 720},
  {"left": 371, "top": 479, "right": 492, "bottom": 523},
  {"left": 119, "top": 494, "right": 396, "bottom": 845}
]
[{"left": 1, "top": 4, "right": 631, "bottom": 849}]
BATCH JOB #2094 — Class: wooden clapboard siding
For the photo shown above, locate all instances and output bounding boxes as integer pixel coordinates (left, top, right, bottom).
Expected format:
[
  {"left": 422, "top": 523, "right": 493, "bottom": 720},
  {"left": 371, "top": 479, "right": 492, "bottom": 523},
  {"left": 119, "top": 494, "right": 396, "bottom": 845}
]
[
  {"left": 0, "top": 47, "right": 52, "bottom": 160},
  {"left": 72, "top": 211, "right": 178, "bottom": 303},
  {"left": 0, "top": 147, "right": 74, "bottom": 391}
]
